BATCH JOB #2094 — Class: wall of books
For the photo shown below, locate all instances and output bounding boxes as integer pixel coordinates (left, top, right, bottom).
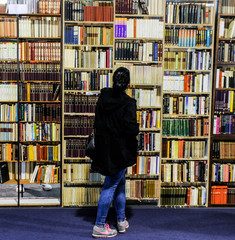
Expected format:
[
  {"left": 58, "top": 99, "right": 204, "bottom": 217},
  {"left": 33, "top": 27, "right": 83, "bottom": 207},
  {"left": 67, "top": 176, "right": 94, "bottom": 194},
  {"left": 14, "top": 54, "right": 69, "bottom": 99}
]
[
  {"left": 210, "top": 0, "right": 235, "bottom": 206},
  {"left": 0, "top": 0, "right": 61, "bottom": 206}
]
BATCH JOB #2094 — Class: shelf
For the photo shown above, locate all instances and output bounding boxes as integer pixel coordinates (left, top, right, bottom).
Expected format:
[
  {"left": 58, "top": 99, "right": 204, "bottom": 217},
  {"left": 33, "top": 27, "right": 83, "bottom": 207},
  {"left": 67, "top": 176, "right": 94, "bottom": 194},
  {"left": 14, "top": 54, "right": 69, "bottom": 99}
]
[
  {"left": 115, "top": 37, "right": 163, "bottom": 41},
  {"left": 63, "top": 67, "right": 113, "bottom": 71},
  {"left": 129, "top": 84, "right": 162, "bottom": 88},
  {"left": 19, "top": 60, "right": 61, "bottom": 63},
  {"left": 19, "top": 180, "right": 59, "bottom": 184},
  {"left": 126, "top": 197, "right": 159, "bottom": 202},
  {"left": 0, "top": 121, "right": 18, "bottom": 123},
  {"left": 0, "top": 38, "right": 17, "bottom": 41},
  {"left": 64, "top": 135, "right": 89, "bottom": 138},
  {"left": 20, "top": 141, "right": 60, "bottom": 143},
  {"left": 212, "top": 158, "right": 235, "bottom": 161},
  {"left": 163, "top": 91, "right": 210, "bottom": 95},
  {"left": 138, "top": 151, "right": 160, "bottom": 154},
  {"left": 211, "top": 203, "right": 235, "bottom": 207},
  {"left": 212, "top": 134, "right": 235, "bottom": 140},
  {"left": 137, "top": 106, "right": 161, "bottom": 110},
  {"left": 211, "top": 182, "right": 235, "bottom": 185},
  {"left": 165, "top": 23, "right": 213, "bottom": 27},
  {"left": 18, "top": 37, "right": 61, "bottom": 40},
  {"left": 0, "top": 160, "right": 18, "bottom": 162},
  {"left": 19, "top": 101, "right": 61, "bottom": 103},
  {"left": 220, "top": 14, "right": 235, "bottom": 17},
  {"left": 0, "top": 101, "right": 18, "bottom": 103},
  {"left": 64, "top": 113, "right": 95, "bottom": 116},
  {"left": 114, "top": 60, "right": 162, "bottom": 64},
  {"left": 161, "top": 204, "right": 206, "bottom": 208},
  {"left": 219, "top": 38, "right": 235, "bottom": 41},
  {"left": 64, "top": 90, "right": 100, "bottom": 93},
  {"left": 214, "top": 111, "right": 234, "bottom": 114},
  {"left": 161, "top": 182, "right": 207, "bottom": 186},
  {"left": 1, "top": 180, "right": 17, "bottom": 184},
  {"left": 164, "top": 46, "right": 213, "bottom": 50},
  {"left": 64, "top": 182, "right": 103, "bottom": 186},
  {"left": 162, "top": 158, "right": 208, "bottom": 161},
  {"left": 163, "top": 114, "right": 209, "bottom": 118},
  {"left": 64, "top": 21, "right": 113, "bottom": 25},
  {"left": 0, "top": 141, "right": 18, "bottom": 143},
  {"left": 18, "top": 13, "right": 61, "bottom": 17},
  {"left": 19, "top": 121, "right": 61, "bottom": 123},
  {"left": 217, "top": 62, "right": 235, "bottom": 66},
  {"left": 19, "top": 80, "right": 61, "bottom": 83},
  {"left": 0, "top": 80, "right": 17, "bottom": 83},
  {"left": 215, "top": 88, "right": 235, "bottom": 91},
  {"left": 140, "top": 128, "right": 161, "bottom": 132},
  {"left": 64, "top": 44, "right": 113, "bottom": 48},
  {"left": 162, "top": 136, "right": 208, "bottom": 139},
  {"left": 115, "top": 14, "right": 164, "bottom": 18},
  {"left": 19, "top": 160, "right": 60, "bottom": 163},
  {"left": 164, "top": 69, "right": 212, "bottom": 73},
  {"left": 126, "top": 174, "right": 159, "bottom": 179}
]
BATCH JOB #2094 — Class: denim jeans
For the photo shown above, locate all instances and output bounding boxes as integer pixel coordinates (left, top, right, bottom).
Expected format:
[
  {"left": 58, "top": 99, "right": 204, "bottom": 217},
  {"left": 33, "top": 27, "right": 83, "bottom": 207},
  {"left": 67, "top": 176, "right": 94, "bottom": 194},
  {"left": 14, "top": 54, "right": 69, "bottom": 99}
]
[{"left": 95, "top": 168, "right": 126, "bottom": 227}]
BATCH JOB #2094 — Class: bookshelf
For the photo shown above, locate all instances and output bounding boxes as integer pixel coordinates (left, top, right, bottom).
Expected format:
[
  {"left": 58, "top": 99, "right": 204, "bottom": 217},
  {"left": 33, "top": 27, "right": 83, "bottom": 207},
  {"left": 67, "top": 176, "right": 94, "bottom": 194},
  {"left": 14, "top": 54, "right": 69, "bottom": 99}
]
[
  {"left": 0, "top": 0, "right": 62, "bottom": 207},
  {"left": 161, "top": 0, "right": 216, "bottom": 207},
  {"left": 115, "top": 0, "right": 165, "bottom": 204},
  {"left": 209, "top": 0, "right": 235, "bottom": 207}
]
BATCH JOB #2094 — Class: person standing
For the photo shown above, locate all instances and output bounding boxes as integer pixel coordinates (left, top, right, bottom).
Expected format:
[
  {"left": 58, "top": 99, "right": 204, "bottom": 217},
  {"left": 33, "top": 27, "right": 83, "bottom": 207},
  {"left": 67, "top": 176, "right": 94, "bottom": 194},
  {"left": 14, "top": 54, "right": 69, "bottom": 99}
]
[{"left": 91, "top": 67, "right": 139, "bottom": 238}]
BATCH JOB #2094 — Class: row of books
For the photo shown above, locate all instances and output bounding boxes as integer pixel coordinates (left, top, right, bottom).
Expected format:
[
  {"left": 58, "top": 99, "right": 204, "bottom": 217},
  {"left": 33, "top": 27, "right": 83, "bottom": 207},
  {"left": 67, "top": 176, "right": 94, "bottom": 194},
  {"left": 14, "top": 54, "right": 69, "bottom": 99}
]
[
  {"left": 115, "top": 0, "right": 164, "bottom": 16},
  {"left": 161, "top": 187, "right": 207, "bottom": 206},
  {"left": 19, "top": 17, "right": 61, "bottom": 38},
  {"left": 126, "top": 179, "right": 160, "bottom": 199},
  {"left": 65, "top": 139, "right": 87, "bottom": 158},
  {"left": 19, "top": 122, "right": 60, "bottom": 141},
  {"left": 126, "top": 89, "right": 161, "bottom": 107},
  {"left": 216, "top": 68, "right": 235, "bottom": 89},
  {"left": 213, "top": 115, "right": 235, "bottom": 134},
  {"left": 64, "top": 1, "right": 85, "bottom": 21},
  {"left": 64, "top": 116, "right": 94, "bottom": 136},
  {"left": 162, "top": 118, "right": 210, "bottom": 137},
  {"left": 0, "top": 104, "right": 18, "bottom": 121},
  {"left": 212, "top": 141, "right": 235, "bottom": 159},
  {"left": 221, "top": 0, "right": 235, "bottom": 14},
  {"left": 137, "top": 110, "right": 161, "bottom": 129},
  {"left": 64, "top": 70, "right": 112, "bottom": 91},
  {"left": 211, "top": 186, "right": 227, "bottom": 205},
  {"left": 165, "top": 3, "right": 214, "bottom": 24},
  {"left": 63, "top": 164, "right": 105, "bottom": 183},
  {"left": 30, "top": 164, "right": 60, "bottom": 183},
  {"left": 127, "top": 156, "right": 160, "bottom": 175},
  {"left": 212, "top": 163, "right": 235, "bottom": 182},
  {"left": 227, "top": 188, "right": 235, "bottom": 204},
  {"left": 0, "top": 143, "right": 18, "bottom": 161},
  {"left": 219, "top": 18, "right": 235, "bottom": 39},
  {"left": 0, "top": 84, "right": 18, "bottom": 101},
  {"left": 64, "top": 26, "right": 113, "bottom": 45},
  {"left": 165, "top": 28, "right": 213, "bottom": 48},
  {"left": 163, "top": 96, "right": 210, "bottom": 115},
  {"left": 115, "top": 18, "right": 164, "bottom": 39},
  {"left": 0, "top": 42, "right": 17, "bottom": 60},
  {"left": 64, "top": 47, "right": 113, "bottom": 69},
  {"left": 116, "top": 64, "right": 162, "bottom": 85},
  {"left": 214, "top": 90, "right": 235, "bottom": 112},
  {"left": 19, "top": 83, "right": 60, "bottom": 102},
  {"left": 163, "top": 73, "right": 211, "bottom": 93},
  {"left": 0, "top": 123, "right": 18, "bottom": 141},
  {"left": 115, "top": 41, "right": 163, "bottom": 62},
  {"left": 217, "top": 42, "right": 235, "bottom": 63},
  {"left": 21, "top": 144, "right": 60, "bottom": 161},
  {"left": 4, "top": 0, "right": 61, "bottom": 14},
  {"left": 0, "top": 63, "right": 60, "bottom": 81},
  {"left": 84, "top": 6, "right": 114, "bottom": 22},
  {"left": 19, "top": 103, "right": 61, "bottom": 122},
  {"left": 63, "top": 187, "right": 101, "bottom": 206},
  {"left": 161, "top": 161, "right": 207, "bottom": 183},
  {"left": 19, "top": 42, "right": 61, "bottom": 61},
  {"left": 0, "top": 18, "right": 17, "bottom": 38},
  {"left": 138, "top": 132, "right": 160, "bottom": 152},
  {"left": 162, "top": 140, "right": 207, "bottom": 159},
  {"left": 64, "top": 93, "right": 98, "bottom": 114},
  {"left": 164, "top": 50, "right": 212, "bottom": 70}
]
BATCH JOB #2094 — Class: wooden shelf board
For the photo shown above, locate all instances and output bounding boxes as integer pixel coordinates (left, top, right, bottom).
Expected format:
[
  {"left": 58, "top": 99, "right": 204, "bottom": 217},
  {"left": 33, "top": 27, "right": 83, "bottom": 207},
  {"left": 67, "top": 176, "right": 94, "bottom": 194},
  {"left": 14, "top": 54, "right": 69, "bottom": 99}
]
[
  {"left": 126, "top": 174, "right": 159, "bottom": 179},
  {"left": 19, "top": 180, "right": 59, "bottom": 184},
  {"left": 163, "top": 114, "right": 209, "bottom": 118},
  {"left": 2, "top": 180, "right": 17, "bottom": 184},
  {"left": 64, "top": 113, "right": 95, "bottom": 116},
  {"left": 19, "top": 121, "right": 61, "bottom": 123},
  {"left": 162, "top": 158, "right": 208, "bottom": 161},
  {"left": 164, "top": 46, "right": 212, "bottom": 50},
  {"left": 19, "top": 101, "right": 61, "bottom": 103},
  {"left": 164, "top": 69, "right": 212, "bottom": 73},
  {"left": 216, "top": 88, "right": 235, "bottom": 91},
  {"left": 161, "top": 182, "right": 207, "bottom": 186},
  {"left": 19, "top": 80, "right": 61, "bottom": 83},
  {"left": 140, "top": 128, "right": 161, "bottom": 132},
  {"left": 64, "top": 90, "right": 100, "bottom": 93},
  {"left": 64, "top": 135, "right": 89, "bottom": 138},
  {"left": 115, "top": 14, "right": 164, "bottom": 18},
  {"left": 20, "top": 141, "right": 60, "bottom": 143},
  {"left": 219, "top": 38, "right": 235, "bottom": 41},
  {"left": 64, "top": 44, "right": 113, "bottom": 47},
  {"left": 212, "top": 135, "right": 235, "bottom": 140},
  {"left": 163, "top": 91, "right": 210, "bottom": 95},
  {"left": 64, "top": 68, "right": 113, "bottom": 71},
  {"left": 137, "top": 106, "right": 161, "bottom": 109},
  {"left": 165, "top": 23, "right": 213, "bottom": 27},
  {"left": 129, "top": 84, "right": 162, "bottom": 88},
  {"left": 18, "top": 37, "right": 61, "bottom": 40},
  {"left": 212, "top": 159, "right": 235, "bottom": 161},
  {"left": 114, "top": 60, "right": 162, "bottom": 64},
  {"left": 64, "top": 21, "right": 113, "bottom": 25},
  {"left": 115, "top": 37, "right": 163, "bottom": 41},
  {"left": 220, "top": 14, "right": 235, "bottom": 17},
  {"left": 162, "top": 136, "right": 208, "bottom": 139}
]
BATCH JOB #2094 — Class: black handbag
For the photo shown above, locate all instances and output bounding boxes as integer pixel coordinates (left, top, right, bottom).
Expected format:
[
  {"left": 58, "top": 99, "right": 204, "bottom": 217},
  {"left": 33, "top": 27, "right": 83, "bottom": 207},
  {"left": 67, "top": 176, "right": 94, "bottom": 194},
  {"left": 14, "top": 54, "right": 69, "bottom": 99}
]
[{"left": 86, "top": 133, "right": 96, "bottom": 160}]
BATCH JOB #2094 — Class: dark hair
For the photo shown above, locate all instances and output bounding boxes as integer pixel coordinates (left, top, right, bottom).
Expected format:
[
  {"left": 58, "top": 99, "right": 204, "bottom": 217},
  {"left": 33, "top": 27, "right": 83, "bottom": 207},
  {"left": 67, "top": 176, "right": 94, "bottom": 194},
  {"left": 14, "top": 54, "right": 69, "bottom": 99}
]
[{"left": 113, "top": 67, "right": 130, "bottom": 85}]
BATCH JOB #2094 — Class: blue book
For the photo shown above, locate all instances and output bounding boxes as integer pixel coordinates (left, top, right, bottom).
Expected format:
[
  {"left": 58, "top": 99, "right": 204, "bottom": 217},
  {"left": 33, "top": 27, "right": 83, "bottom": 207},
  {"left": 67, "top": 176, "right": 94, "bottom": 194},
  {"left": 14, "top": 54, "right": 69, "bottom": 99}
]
[
  {"left": 154, "top": 43, "right": 158, "bottom": 61},
  {"left": 206, "top": 29, "right": 210, "bottom": 47}
]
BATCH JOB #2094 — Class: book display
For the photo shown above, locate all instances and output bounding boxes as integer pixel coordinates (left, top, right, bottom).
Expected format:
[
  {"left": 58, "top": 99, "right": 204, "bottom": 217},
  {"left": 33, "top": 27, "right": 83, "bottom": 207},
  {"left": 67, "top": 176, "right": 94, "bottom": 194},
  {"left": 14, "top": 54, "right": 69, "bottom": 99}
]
[
  {"left": 0, "top": 0, "right": 61, "bottom": 206},
  {"left": 210, "top": 0, "right": 235, "bottom": 206},
  {"left": 161, "top": 0, "right": 216, "bottom": 207}
]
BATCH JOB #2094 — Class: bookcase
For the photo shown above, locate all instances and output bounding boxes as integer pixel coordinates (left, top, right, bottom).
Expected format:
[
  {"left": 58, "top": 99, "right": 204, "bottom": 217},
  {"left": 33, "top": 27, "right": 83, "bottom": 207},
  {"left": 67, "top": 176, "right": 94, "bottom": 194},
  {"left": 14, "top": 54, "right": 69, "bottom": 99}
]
[
  {"left": 210, "top": 0, "right": 235, "bottom": 206},
  {"left": 0, "top": 0, "right": 62, "bottom": 207},
  {"left": 161, "top": 0, "right": 216, "bottom": 207}
]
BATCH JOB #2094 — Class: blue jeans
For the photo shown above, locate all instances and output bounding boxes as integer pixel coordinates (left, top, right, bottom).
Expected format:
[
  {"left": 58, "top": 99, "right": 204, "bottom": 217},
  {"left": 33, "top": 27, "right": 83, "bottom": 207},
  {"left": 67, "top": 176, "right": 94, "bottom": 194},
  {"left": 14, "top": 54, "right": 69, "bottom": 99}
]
[{"left": 95, "top": 168, "right": 126, "bottom": 227}]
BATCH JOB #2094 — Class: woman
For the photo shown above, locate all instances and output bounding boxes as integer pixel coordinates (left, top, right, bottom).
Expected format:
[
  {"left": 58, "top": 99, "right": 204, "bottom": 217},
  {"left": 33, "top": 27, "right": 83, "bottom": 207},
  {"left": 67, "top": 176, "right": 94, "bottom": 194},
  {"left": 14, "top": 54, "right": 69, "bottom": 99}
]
[{"left": 91, "top": 67, "right": 139, "bottom": 238}]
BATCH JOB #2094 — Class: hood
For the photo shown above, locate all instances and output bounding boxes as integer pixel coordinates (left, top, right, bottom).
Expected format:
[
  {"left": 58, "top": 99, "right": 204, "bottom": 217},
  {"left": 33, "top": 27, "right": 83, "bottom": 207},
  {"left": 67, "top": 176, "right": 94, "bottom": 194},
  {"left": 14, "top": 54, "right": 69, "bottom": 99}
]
[{"left": 98, "top": 88, "right": 130, "bottom": 112}]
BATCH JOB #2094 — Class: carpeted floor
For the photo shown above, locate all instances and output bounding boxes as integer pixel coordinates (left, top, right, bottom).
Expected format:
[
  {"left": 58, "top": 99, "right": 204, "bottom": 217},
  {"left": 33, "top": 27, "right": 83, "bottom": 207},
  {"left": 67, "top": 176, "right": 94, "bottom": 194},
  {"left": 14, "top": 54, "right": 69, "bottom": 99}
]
[{"left": 0, "top": 207, "right": 235, "bottom": 240}]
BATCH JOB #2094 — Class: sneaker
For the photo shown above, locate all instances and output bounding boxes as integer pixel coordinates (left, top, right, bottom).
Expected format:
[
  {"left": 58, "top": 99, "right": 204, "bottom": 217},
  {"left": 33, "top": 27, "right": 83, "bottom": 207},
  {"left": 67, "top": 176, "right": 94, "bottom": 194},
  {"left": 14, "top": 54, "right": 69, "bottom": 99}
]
[
  {"left": 117, "top": 219, "right": 129, "bottom": 233},
  {"left": 92, "top": 223, "right": 117, "bottom": 238}
]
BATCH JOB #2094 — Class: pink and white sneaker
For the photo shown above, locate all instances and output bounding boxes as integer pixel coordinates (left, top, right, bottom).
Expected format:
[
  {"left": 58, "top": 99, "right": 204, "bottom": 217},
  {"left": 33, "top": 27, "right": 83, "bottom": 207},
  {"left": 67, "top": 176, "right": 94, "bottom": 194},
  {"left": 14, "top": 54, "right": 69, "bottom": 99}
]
[
  {"left": 117, "top": 219, "right": 129, "bottom": 233},
  {"left": 92, "top": 223, "right": 117, "bottom": 238}
]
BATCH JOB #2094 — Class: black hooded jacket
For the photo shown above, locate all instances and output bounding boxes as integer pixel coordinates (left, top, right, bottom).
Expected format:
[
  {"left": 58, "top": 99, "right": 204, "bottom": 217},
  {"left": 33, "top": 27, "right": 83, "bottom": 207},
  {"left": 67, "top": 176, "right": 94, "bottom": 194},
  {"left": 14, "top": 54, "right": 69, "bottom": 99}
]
[{"left": 91, "top": 88, "right": 139, "bottom": 176}]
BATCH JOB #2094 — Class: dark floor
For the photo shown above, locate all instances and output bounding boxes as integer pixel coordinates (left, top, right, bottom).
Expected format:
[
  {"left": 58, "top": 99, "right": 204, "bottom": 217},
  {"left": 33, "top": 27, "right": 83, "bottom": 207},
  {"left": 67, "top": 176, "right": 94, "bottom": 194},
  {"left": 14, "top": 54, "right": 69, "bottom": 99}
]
[{"left": 0, "top": 207, "right": 235, "bottom": 240}]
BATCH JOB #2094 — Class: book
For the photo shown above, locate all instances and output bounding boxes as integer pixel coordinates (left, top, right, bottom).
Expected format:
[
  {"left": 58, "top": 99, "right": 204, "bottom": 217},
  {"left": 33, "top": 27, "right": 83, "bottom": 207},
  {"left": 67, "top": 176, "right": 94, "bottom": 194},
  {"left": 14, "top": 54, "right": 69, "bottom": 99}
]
[{"left": 0, "top": 162, "right": 10, "bottom": 183}]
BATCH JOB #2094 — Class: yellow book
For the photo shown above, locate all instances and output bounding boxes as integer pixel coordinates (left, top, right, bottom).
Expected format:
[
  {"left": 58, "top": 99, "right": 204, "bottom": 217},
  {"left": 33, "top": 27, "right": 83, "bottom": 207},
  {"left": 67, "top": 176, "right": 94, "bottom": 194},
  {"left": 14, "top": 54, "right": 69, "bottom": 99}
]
[
  {"left": 27, "top": 83, "right": 31, "bottom": 101},
  {"left": 29, "top": 145, "right": 34, "bottom": 161},
  {"left": 230, "top": 91, "right": 234, "bottom": 112}
]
